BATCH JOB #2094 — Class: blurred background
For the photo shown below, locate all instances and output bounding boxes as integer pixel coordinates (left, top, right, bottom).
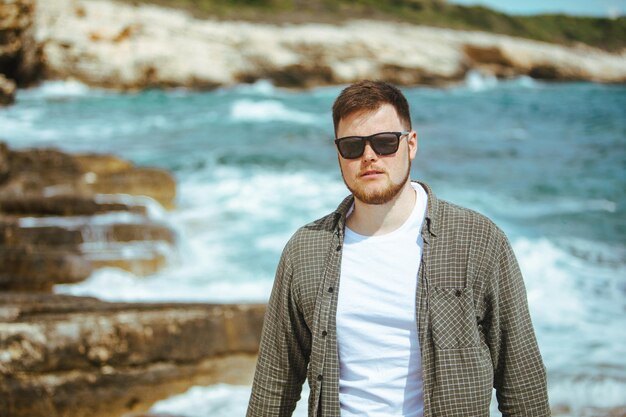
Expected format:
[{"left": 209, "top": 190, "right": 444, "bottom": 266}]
[{"left": 1, "top": 1, "right": 625, "bottom": 416}]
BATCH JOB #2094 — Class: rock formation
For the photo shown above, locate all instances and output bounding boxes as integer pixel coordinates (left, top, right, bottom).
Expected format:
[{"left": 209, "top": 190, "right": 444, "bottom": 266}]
[
  {"left": 33, "top": 0, "right": 626, "bottom": 91},
  {"left": 0, "top": 293, "right": 265, "bottom": 417},
  {"left": 0, "top": 143, "right": 266, "bottom": 417},
  {"left": 0, "top": 141, "right": 177, "bottom": 290},
  {"left": 0, "top": 0, "right": 41, "bottom": 104},
  {"left": 2, "top": 0, "right": 625, "bottom": 98},
  {"left": 0, "top": 73, "right": 16, "bottom": 104}
]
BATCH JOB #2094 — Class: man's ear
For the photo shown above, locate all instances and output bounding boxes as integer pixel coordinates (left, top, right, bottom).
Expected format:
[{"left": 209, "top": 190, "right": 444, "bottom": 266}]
[{"left": 408, "top": 131, "right": 418, "bottom": 160}]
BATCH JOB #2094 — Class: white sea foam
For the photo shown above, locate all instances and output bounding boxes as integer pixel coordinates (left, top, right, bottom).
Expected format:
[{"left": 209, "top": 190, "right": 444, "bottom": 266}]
[
  {"left": 510, "top": 75, "right": 539, "bottom": 88},
  {"left": 512, "top": 237, "right": 585, "bottom": 327},
  {"left": 0, "top": 107, "right": 44, "bottom": 143},
  {"left": 18, "top": 212, "right": 150, "bottom": 229},
  {"left": 149, "top": 384, "right": 309, "bottom": 417},
  {"left": 54, "top": 267, "right": 274, "bottom": 303},
  {"left": 80, "top": 240, "right": 174, "bottom": 260},
  {"left": 147, "top": 368, "right": 626, "bottom": 417},
  {"left": 230, "top": 79, "right": 277, "bottom": 96},
  {"left": 175, "top": 166, "right": 346, "bottom": 224},
  {"left": 461, "top": 71, "right": 540, "bottom": 92},
  {"left": 230, "top": 99, "right": 319, "bottom": 124},
  {"left": 464, "top": 70, "right": 499, "bottom": 91},
  {"left": 17, "top": 80, "right": 96, "bottom": 100}
]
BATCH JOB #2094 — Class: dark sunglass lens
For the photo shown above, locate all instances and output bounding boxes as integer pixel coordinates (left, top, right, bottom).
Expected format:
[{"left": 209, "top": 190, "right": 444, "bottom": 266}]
[
  {"left": 371, "top": 133, "right": 400, "bottom": 155},
  {"left": 339, "top": 138, "right": 365, "bottom": 158}
]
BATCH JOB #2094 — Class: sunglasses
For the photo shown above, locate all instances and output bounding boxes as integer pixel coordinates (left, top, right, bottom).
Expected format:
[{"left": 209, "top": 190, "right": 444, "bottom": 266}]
[{"left": 334, "top": 131, "right": 410, "bottom": 159}]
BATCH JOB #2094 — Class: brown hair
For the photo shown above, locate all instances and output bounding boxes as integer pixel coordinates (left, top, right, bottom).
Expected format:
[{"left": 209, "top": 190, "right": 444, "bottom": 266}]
[{"left": 332, "top": 80, "right": 412, "bottom": 135}]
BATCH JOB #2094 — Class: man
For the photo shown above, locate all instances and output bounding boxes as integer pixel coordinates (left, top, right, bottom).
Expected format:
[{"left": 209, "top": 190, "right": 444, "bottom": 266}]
[{"left": 247, "top": 80, "right": 549, "bottom": 417}]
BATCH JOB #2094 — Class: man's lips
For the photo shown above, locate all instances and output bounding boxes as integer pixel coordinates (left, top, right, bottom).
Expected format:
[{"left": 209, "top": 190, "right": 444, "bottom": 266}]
[{"left": 359, "top": 169, "right": 385, "bottom": 177}]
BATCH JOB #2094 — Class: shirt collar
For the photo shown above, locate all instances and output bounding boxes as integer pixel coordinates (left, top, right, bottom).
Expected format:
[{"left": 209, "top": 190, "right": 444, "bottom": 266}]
[{"left": 332, "top": 180, "right": 439, "bottom": 239}]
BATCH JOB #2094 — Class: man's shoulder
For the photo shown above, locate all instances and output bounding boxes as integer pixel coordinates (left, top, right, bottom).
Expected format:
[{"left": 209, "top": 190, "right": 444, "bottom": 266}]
[
  {"left": 436, "top": 198, "right": 506, "bottom": 241},
  {"left": 284, "top": 210, "right": 338, "bottom": 254}
]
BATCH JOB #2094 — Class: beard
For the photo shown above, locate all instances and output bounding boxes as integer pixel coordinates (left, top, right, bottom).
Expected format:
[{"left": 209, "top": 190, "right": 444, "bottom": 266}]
[{"left": 341, "top": 157, "right": 411, "bottom": 205}]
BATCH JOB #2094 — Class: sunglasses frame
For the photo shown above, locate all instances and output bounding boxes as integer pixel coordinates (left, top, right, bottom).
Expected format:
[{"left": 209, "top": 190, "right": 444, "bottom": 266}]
[{"left": 334, "top": 131, "right": 410, "bottom": 159}]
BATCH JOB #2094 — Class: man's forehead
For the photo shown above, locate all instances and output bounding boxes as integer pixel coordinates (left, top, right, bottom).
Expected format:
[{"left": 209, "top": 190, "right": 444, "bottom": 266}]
[{"left": 338, "top": 104, "right": 400, "bottom": 130}]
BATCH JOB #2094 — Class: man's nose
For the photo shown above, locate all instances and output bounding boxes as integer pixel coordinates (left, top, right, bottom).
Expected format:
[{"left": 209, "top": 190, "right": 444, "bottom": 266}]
[{"left": 362, "top": 140, "right": 378, "bottom": 161}]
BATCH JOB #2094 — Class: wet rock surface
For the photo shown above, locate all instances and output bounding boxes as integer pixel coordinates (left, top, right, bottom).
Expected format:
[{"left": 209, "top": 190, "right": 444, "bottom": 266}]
[
  {"left": 0, "top": 141, "right": 177, "bottom": 290},
  {"left": 0, "top": 293, "right": 265, "bottom": 417}
]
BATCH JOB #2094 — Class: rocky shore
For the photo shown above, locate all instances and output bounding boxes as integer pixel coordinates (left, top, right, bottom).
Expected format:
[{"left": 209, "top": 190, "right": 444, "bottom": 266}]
[
  {"left": 1, "top": 0, "right": 626, "bottom": 105},
  {"left": 0, "top": 293, "right": 265, "bottom": 417},
  {"left": 0, "top": 142, "right": 265, "bottom": 417}
]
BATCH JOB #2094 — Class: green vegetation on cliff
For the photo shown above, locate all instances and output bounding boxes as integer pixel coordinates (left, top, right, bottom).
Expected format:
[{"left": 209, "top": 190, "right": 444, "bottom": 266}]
[{"left": 122, "top": 0, "right": 626, "bottom": 51}]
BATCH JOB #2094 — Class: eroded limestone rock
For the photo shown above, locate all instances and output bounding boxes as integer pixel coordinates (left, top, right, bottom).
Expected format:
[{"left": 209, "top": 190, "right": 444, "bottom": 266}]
[{"left": 0, "top": 293, "right": 265, "bottom": 417}]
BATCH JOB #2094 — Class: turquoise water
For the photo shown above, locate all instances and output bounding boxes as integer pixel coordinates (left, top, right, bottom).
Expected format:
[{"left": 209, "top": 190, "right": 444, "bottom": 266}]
[{"left": 1, "top": 77, "right": 625, "bottom": 414}]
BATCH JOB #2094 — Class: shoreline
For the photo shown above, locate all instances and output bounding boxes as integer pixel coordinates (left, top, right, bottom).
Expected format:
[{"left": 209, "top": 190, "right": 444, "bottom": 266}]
[
  {"left": 1, "top": 0, "right": 625, "bottom": 106},
  {"left": 32, "top": 0, "right": 626, "bottom": 91}
]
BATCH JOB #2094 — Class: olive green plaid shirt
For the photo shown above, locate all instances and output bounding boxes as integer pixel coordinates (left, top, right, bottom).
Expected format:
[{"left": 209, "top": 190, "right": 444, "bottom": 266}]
[{"left": 247, "top": 181, "right": 549, "bottom": 417}]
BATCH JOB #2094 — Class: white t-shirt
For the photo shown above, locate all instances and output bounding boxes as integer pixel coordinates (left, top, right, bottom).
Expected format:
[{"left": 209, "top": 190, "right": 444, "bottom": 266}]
[{"left": 337, "top": 183, "right": 428, "bottom": 417}]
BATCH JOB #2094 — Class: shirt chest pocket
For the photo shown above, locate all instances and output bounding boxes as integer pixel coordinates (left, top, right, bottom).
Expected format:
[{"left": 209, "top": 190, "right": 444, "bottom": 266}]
[{"left": 430, "top": 286, "right": 480, "bottom": 349}]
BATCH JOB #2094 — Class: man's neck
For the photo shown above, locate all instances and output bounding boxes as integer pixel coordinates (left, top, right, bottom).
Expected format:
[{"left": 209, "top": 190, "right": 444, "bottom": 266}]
[{"left": 346, "top": 181, "right": 417, "bottom": 236}]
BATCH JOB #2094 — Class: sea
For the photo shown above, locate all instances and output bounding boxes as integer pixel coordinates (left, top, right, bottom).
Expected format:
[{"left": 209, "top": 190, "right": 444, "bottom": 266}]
[{"left": 1, "top": 73, "right": 624, "bottom": 416}]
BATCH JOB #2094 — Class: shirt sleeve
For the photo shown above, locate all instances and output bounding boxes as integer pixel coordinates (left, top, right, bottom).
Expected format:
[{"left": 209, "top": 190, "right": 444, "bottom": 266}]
[
  {"left": 246, "top": 243, "right": 312, "bottom": 417},
  {"left": 490, "top": 232, "right": 551, "bottom": 416}
]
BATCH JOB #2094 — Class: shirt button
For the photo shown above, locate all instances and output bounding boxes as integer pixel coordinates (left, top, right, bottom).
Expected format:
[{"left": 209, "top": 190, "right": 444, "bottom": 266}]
[
  {"left": 455, "top": 289, "right": 462, "bottom": 297},
  {"left": 317, "top": 375, "right": 323, "bottom": 381},
  {"left": 328, "top": 287, "right": 334, "bottom": 293},
  {"left": 336, "top": 245, "right": 341, "bottom": 251},
  {"left": 322, "top": 330, "right": 328, "bottom": 337}
]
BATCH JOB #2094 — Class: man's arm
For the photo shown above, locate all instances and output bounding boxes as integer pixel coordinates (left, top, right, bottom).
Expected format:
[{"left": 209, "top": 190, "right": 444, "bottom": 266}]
[
  {"left": 247, "top": 244, "right": 311, "bottom": 417},
  {"left": 490, "top": 233, "right": 551, "bottom": 416}
]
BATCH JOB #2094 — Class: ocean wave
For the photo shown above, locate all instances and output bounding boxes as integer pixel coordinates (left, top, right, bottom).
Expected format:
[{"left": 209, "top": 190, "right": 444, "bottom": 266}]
[
  {"left": 229, "top": 99, "right": 320, "bottom": 124},
  {"left": 438, "top": 186, "right": 618, "bottom": 221},
  {"left": 229, "top": 79, "right": 277, "bottom": 96},
  {"left": 54, "top": 267, "right": 274, "bottom": 303},
  {"left": 150, "top": 374, "right": 626, "bottom": 417},
  {"left": 464, "top": 70, "right": 499, "bottom": 91},
  {"left": 513, "top": 237, "right": 586, "bottom": 327},
  {"left": 150, "top": 384, "right": 309, "bottom": 417},
  {"left": 460, "top": 70, "right": 540, "bottom": 92},
  {"left": 17, "top": 80, "right": 99, "bottom": 101},
  {"left": 175, "top": 166, "right": 346, "bottom": 221}
]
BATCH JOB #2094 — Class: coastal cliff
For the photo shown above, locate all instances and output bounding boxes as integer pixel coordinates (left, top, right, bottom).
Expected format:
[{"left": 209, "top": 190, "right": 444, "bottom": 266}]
[{"left": 15, "top": 0, "right": 626, "bottom": 92}]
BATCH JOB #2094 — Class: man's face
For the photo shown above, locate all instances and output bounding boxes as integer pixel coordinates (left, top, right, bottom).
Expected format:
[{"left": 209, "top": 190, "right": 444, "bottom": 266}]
[{"left": 336, "top": 104, "right": 417, "bottom": 205}]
